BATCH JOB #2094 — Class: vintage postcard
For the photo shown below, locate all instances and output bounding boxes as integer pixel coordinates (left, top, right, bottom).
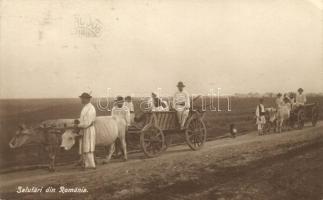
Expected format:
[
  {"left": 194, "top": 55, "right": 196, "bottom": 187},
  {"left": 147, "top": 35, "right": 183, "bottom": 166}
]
[{"left": 0, "top": 0, "right": 322, "bottom": 199}]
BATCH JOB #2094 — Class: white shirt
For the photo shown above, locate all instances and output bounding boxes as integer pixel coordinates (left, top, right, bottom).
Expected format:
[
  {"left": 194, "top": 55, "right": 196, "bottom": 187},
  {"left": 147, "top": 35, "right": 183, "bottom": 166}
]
[
  {"left": 149, "top": 98, "right": 169, "bottom": 111},
  {"left": 296, "top": 93, "right": 306, "bottom": 105},
  {"left": 173, "top": 90, "right": 190, "bottom": 110},
  {"left": 275, "top": 97, "right": 284, "bottom": 109},
  {"left": 123, "top": 101, "right": 134, "bottom": 112},
  {"left": 78, "top": 102, "right": 96, "bottom": 153},
  {"left": 78, "top": 103, "right": 96, "bottom": 129}
]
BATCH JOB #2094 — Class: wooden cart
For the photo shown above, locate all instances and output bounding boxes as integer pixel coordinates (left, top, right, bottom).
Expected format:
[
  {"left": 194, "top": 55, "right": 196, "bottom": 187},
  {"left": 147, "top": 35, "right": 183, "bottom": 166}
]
[
  {"left": 290, "top": 103, "right": 319, "bottom": 129},
  {"left": 128, "top": 109, "right": 207, "bottom": 158}
]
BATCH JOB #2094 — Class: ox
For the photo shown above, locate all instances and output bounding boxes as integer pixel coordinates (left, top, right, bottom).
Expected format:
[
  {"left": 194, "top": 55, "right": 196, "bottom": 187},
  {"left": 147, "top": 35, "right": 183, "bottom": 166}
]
[
  {"left": 276, "top": 103, "right": 291, "bottom": 133},
  {"left": 8, "top": 120, "right": 71, "bottom": 172},
  {"left": 264, "top": 108, "right": 277, "bottom": 133},
  {"left": 60, "top": 116, "right": 127, "bottom": 163}
]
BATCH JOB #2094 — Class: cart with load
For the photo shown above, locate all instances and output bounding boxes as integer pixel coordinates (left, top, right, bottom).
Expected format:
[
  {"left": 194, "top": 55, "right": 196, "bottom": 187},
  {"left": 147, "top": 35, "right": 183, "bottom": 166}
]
[
  {"left": 289, "top": 103, "right": 319, "bottom": 129},
  {"left": 128, "top": 108, "right": 207, "bottom": 158}
]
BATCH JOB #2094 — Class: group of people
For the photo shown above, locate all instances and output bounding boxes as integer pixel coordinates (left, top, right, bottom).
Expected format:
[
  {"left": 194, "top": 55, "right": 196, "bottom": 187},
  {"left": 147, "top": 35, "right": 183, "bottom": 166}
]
[
  {"left": 109, "top": 81, "right": 190, "bottom": 129},
  {"left": 74, "top": 81, "right": 191, "bottom": 169},
  {"left": 256, "top": 88, "right": 307, "bottom": 135}
]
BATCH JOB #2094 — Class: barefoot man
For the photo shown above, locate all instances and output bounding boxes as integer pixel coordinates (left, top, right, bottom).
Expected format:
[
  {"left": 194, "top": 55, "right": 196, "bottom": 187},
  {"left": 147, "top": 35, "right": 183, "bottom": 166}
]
[{"left": 173, "top": 81, "right": 190, "bottom": 129}]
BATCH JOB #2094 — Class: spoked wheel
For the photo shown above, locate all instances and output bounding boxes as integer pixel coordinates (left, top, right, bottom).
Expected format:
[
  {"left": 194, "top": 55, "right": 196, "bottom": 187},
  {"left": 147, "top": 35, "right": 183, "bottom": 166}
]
[
  {"left": 140, "top": 124, "right": 165, "bottom": 158},
  {"left": 311, "top": 107, "right": 319, "bottom": 127},
  {"left": 185, "top": 117, "right": 207, "bottom": 150},
  {"left": 162, "top": 135, "right": 172, "bottom": 152},
  {"left": 263, "top": 123, "right": 271, "bottom": 134},
  {"left": 297, "top": 109, "right": 305, "bottom": 129},
  {"left": 289, "top": 115, "right": 296, "bottom": 129}
]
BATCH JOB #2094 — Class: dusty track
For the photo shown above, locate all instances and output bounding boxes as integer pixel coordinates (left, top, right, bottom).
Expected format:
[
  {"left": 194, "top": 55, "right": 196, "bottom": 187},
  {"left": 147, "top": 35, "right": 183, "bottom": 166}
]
[{"left": 1, "top": 121, "right": 323, "bottom": 200}]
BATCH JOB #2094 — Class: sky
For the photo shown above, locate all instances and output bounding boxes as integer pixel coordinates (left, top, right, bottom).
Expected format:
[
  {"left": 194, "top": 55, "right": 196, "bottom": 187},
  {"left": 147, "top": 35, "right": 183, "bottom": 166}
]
[{"left": 0, "top": 0, "right": 322, "bottom": 98}]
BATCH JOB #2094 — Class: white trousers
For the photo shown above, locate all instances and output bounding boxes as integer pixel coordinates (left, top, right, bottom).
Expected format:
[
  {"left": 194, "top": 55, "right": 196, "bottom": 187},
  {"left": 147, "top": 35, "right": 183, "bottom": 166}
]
[
  {"left": 83, "top": 152, "right": 96, "bottom": 168},
  {"left": 256, "top": 116, "right": 266, "bottom": 131},
  {"left": 176, "top": 108, "right": 189, "bottom": 128}
]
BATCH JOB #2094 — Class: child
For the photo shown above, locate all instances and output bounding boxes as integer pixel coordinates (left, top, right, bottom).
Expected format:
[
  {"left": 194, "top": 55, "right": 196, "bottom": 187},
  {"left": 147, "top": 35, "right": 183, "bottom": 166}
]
[
  {"left": 230, "top": 124, "right": 237, "bottom": 138},
  {"left": 256, "top": 98, "right": 266, "bottom": 135},
  {"left": 123, "top": 96, "right": 135, "bottom": 125}
]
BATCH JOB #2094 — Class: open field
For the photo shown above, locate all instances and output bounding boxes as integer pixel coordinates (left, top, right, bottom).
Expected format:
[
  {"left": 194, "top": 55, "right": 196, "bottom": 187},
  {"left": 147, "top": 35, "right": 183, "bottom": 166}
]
[
  {"left": 0, "top": 96, "right": 322, "bottom": 169},
  {"left": 0, "top": 121, "right": 322, "bottom": 200}
]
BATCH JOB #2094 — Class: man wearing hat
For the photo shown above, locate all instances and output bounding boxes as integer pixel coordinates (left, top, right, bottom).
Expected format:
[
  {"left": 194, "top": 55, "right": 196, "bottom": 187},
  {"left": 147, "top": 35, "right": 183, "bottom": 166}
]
[
  {"left": 296, "top": 88, "right": 306, "bottom": 106},
  {"left": 111, "top": 96, "right": 130, "bottom": 126},
  {"left": 76, "top": 92, "right": 96, "bottom": 169},
  {"left": 172, "top": 81, "right": 190, "bottom": 129},
  {"left": 275, "top": 93, "right": 284, "bottom": 110},
  {"left": 111, "top": 96, "right": 130, "bottom": 159},
  {"left": 255, "top": 98, "right": 266, "bottom": 135}
]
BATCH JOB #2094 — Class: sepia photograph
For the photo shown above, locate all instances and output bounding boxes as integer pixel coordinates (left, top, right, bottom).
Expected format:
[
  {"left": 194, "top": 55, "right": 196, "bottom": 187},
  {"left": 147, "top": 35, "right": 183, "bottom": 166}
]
[{"left": 0, "top": 0, "right": 322, "bottom": 199}]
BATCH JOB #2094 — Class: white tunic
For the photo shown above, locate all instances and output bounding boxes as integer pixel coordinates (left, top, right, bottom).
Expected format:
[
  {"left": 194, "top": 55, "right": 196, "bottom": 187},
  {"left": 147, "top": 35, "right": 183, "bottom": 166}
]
[
  {"left": 173, "top": 90, "right": 190, "bottom": 128},
  {"left": 172, "top": 90, "right": 190, "bottom": 111},
  {"left": 78, "top": 103, "right": 96, "bottom": 153},
  {"left": 148, "top": 98, "right": 170, "bottom": 111},
  {"left": 296, "top": 93, "right": 307, "bottom": 105},
  {"left": 123, "top": 102, "right": 135, "bottom": 124}
]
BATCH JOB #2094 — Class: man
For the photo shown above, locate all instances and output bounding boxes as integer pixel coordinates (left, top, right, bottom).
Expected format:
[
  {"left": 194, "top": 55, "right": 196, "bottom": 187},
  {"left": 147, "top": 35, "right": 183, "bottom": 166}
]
[
  {"left": 296, "top": 88, "right": 306, "bottom": 106},
  {"left": 172, "top": 81, "right": 190, "bottom": 129},
  {"left": 255, "top": 98, "right": 266, "bottom": 135},
  {"left": 275, "top": 93, "right": 284, "bottom": 110},
  {"left": 111, "top": 96, "right": 130, "bottom": 158},
  {"left": 76, "top": 92, "right": 96, "bottom": 169},
  {"left": 112, "top": 96, "right": 131, "bottom": 127},
  {"left": 123, "top": 96, "right": 135, "bottom": 125}
]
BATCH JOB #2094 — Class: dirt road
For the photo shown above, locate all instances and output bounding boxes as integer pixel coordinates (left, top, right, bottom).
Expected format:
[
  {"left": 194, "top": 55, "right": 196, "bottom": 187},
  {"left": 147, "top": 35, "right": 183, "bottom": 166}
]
[{"left": 1, "top": 122, "right": 323, "bottom": 200}]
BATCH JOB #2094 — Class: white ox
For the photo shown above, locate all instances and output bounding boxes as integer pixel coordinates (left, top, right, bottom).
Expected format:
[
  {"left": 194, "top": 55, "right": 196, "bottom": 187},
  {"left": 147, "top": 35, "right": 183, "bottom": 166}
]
[
  {"left": 60, "top": 116, "right": 127, "bottom": 162},
  {"left": 276, "top": 104, "right": 291, "bottom": 133}
]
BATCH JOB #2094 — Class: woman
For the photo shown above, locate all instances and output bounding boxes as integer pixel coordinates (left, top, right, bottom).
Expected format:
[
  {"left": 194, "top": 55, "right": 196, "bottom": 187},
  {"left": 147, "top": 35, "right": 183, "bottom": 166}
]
[{"left": 149, "top": 93, "right": 169, "bottom": 111}]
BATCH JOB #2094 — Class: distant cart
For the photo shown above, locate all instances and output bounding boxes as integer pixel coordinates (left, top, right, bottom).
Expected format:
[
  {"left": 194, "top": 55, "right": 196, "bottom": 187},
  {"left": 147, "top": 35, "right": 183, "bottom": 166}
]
[
  {"left": 263, "top": 103, "right": 319, "bottom": 134},
  {"left": 128, "top": 109, "right": 207, "bottom": 158},
  {"left": 289, "top": 103, "right": 319, "bottom": 129}
]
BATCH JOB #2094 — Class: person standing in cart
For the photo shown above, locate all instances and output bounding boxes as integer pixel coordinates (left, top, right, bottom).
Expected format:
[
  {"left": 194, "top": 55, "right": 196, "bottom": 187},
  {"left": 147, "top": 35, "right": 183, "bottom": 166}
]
[
  {"left": 256, "top": 98, "right": 266, "bottom": 135},
  {"left": 275, "top": 93, "right": 284, "bottom": 110},
  {"left": 123, "top": 96, "right": 135, "bottom": 125},
  {"left": 173, "top": 81, "right": 190, "bottom": 129},
  {"left": 296, "top": 88, "right": 307, "bottom": 106},
  {"left": 76, "top": 92, "right": 96, "bottom": 169}
]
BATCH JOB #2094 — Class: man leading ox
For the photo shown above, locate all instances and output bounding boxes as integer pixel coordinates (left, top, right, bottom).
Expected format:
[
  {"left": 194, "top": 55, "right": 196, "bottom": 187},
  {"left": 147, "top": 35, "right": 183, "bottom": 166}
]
[{"left": 76, "top": 92, "right": 96, "bottom": 169}]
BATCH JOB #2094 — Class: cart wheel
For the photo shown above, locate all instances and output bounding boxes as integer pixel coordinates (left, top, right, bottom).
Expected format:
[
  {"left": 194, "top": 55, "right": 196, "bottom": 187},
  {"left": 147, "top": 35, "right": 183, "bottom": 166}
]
[
  {"left": 311, "top": 107, "right": 319, "bottom": 127},
  {"left": 185, "top": 117, "right": 207, "bottom": 150},
  {"left": 289, "top": 116, "right": 295, "bottom": 129},
  {"left": 140, "top": 124, "right": 165, "bottom": 158},
  {"left": 263, "top": 123, "right": 270, "bottom": 134},
  {"left": 162, "top": 135, "right": 172, "bottom": 152},
  {"left": 297, "top": 109, "right": 305, "bottom": 129}
]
